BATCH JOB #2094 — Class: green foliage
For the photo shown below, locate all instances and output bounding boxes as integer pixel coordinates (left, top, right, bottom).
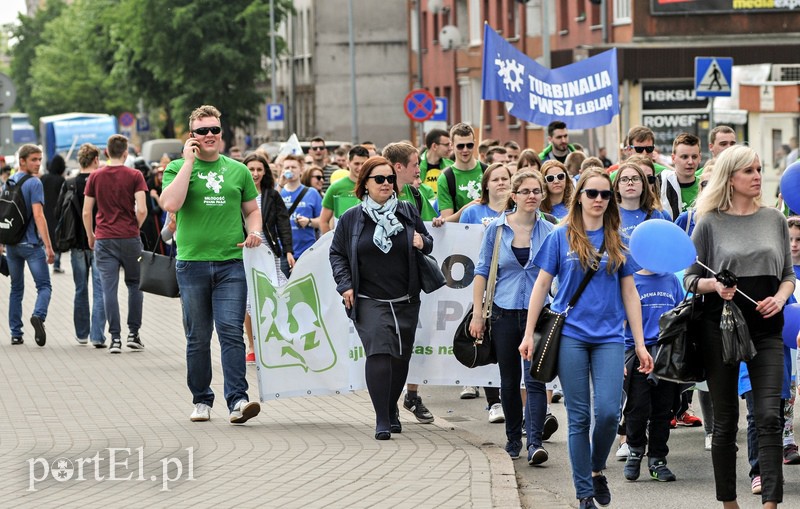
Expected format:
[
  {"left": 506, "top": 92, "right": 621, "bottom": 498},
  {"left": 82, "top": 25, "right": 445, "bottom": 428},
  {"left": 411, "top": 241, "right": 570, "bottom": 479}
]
[{"left": 10, "top": 0, "right": 291, "bottom": 136}]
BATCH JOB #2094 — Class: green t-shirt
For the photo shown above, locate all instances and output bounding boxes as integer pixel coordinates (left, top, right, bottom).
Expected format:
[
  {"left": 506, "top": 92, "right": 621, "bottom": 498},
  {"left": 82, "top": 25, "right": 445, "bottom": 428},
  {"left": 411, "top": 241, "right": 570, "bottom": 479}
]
[
  {"left": 436, "top": 162, "right": 483, "bottom": 213},
  {"left": 419, "top": 152, "right": 454, "bottom": 195},
  {"left": 163, "top": 155, "right": 258, "bottom": 261},
  {"left": 679, "top": 180, "right": 700, "bottom": 212},
  {"left": 321, "top": 176, "right": 359, "bottom": 218},
  {"left": 398, "top": 184, "right": 438, "bottom": 220},
  {"left": 419, "top": 183, "right": 436, "bottom": 206}
]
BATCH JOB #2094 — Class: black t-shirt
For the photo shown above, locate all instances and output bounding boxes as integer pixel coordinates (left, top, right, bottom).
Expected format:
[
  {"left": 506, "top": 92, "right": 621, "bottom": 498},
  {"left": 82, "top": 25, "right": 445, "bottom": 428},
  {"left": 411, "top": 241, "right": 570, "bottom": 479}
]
[
  {"left": 73, "top": 173, "right": 92, "bottom": 250},
  {"left": 356, "top": 215, "right": 410, "bottom": 299}
]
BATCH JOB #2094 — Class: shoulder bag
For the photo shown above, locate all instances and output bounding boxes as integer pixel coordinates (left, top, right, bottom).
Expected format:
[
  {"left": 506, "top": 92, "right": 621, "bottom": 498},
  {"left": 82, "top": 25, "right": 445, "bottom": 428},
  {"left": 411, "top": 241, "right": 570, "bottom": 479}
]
[
  {"left": 138, "top": 238, "right": 180, "bottom": 298},
  {"left": 653, "top": 277, "right": 705, "bottom": 383},
  {"left": 453, "top": 226, "right": 503, "bottom": 368},
  {"left": 529, "top": 243, "right": 605, "bottom": 382}
]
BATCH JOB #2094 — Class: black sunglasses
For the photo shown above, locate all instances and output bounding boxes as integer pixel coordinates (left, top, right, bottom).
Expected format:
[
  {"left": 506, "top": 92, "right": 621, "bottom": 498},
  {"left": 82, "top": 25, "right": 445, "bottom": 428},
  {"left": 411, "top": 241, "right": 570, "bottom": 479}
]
[
  {"left": 544, "top": 173, "right": 567, "bottom": 183},
  {"left": 646, "top": 175, "right": 657, "bottom": 185},
  {"left": 368, "top": 174, "right": 396, "bottom": 184},
  {"left": 310, "top": 146, "right": 326, "bottom": 151},
  {"left": 192, "top": 126, "right": 221, "bottom": 136},
  {"left": 456, "top": 142, "right": 475, "bottom": 151},
  {"left": 582, "top": 189, "right": 613, "bottom": 200},
  {"left": 629, "top": 145, "right": 655, "bottom": 154},
  {"left": 311, "top": 175, "right": 324, "bottom": 180}
]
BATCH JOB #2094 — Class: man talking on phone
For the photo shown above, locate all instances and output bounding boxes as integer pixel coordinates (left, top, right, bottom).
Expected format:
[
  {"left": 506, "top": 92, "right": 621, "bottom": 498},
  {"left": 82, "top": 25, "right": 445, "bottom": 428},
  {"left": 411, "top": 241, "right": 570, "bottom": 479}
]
[{"left": 161, "top": 105, "right": 263, "bottom": 424}]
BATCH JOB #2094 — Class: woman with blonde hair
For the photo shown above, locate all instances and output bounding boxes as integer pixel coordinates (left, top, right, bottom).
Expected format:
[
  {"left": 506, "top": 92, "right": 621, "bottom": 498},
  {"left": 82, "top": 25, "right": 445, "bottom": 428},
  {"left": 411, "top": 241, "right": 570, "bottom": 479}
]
[
  {"left": 520, "top": 168, "right": 652, "bottom": 509},
  {"left": 684, "top": 145, "right": 794, "bottom": 509}
]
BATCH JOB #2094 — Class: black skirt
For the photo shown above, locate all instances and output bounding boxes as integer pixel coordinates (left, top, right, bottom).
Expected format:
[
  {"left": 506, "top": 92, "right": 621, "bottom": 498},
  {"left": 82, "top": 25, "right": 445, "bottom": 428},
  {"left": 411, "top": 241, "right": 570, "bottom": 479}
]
[{"left": 353, "top": 297, "right": 421, "bottom": 360}]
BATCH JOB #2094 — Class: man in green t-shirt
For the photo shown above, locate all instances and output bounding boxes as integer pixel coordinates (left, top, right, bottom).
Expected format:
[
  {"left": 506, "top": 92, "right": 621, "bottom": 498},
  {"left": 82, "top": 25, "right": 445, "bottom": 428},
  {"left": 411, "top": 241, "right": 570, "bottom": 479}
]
[
  {"left": 319, "top": 145, "right": 370, "bottom": 234},
  {"left": 161, "top": 104, "right": 262, "bottom": 426},
  {"left": 419, "top": 128, "right": 453, "bottom": 196},
  {"left": 659, "top": 132, "right": 701, "bottom": 220},
  {"left": 437, "top": 123, "right": 484, "bottom": 222}
]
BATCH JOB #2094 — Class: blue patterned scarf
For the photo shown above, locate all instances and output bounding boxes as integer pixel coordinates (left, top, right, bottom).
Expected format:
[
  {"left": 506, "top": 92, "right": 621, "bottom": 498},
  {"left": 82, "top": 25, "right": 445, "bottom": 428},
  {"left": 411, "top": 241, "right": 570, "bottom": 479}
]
[{"left": 361, "top": 193, "right": 404, "bottom": 253}]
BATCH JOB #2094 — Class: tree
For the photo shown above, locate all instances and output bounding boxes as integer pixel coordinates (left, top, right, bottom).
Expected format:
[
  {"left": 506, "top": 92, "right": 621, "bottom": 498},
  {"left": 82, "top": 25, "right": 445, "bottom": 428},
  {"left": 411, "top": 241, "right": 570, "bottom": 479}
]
[{"left": 120, "top": 0, "right": 291, "bottom": 143}]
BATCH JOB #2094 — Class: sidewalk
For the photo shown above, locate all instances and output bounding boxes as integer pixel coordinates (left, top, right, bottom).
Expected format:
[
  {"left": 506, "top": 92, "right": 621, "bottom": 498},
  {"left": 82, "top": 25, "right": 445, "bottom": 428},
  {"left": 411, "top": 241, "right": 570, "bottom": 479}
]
[{"left": 0, "top": 256, "right": 521, "bottom": 508}]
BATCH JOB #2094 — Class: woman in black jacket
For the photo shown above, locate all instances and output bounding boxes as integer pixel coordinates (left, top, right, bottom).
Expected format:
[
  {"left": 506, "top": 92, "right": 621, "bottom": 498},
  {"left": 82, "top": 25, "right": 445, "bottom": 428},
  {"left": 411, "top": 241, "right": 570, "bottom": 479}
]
[
  {"left": 329, "top": 156, "right": 433, "bottom": 440},
  {"left": 243, "top": 153, "right": 293, "bottom": 363}
]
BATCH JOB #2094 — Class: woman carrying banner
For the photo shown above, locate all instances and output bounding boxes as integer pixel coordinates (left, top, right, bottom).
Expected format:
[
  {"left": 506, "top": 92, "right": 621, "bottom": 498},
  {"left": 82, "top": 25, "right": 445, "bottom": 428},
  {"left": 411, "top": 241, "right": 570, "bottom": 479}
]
[
  {"left": 469, "top": 170, "right": 555, "bottom": 463},
  {"left": 684, "top": 145, "right": 794, "bottom": 509},
  {"left": 329, "top": 156, "right": 434, "bottom": 440},
  {"left": 519, "top": 168, "right": 653, "bottom": 509}
]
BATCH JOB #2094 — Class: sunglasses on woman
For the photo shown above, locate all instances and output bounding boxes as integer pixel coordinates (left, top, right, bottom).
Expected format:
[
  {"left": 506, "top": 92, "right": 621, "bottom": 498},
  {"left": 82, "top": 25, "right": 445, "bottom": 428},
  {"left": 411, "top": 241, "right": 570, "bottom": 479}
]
[
  {"left": 582, "top": 189, "right": 613, "bottom": 200},
  {"left": 544, "top": 173, "right": 566, "bottom": 183},
  {"left": 368, "top": 174, "right": 396, "bottom": 184}
]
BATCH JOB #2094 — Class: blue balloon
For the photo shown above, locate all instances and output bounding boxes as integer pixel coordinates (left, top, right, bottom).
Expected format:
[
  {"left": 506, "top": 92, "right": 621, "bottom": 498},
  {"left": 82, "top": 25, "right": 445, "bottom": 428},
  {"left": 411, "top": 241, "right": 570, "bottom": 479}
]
[
  {"left": 779, "top": 161, "right": 800, "bottom": 214},
  {"left": 783, "top": 303, "right": 800, "bottom": 349},
  {"left": 629, "top": 219, "right": 697, "bottom": 273}
]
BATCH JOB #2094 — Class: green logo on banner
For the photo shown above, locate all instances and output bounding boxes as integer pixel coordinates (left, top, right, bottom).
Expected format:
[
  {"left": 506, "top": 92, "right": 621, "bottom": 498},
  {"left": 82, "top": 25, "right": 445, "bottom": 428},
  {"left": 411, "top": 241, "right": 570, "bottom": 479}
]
[{"left": 252, "top": 269, "right": 337, "bottom": 372}]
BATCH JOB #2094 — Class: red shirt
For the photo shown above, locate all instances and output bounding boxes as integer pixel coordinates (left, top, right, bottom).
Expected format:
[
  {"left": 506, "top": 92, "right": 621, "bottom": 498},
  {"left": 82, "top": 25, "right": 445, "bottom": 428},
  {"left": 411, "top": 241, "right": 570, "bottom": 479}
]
[{"left": 84, "top": 165, "right": 148, "bottom": 239}]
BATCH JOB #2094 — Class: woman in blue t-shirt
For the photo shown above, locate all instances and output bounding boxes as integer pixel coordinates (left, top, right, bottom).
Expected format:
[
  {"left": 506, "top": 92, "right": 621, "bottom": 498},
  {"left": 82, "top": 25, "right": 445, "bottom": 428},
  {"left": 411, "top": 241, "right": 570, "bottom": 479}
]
[
  {"left": 459, "top": 163, "right": 511, "bottom": 226},
  {"left": 519, "top": 168, "right": 654, "bottom": 509},
  {"left": 469, "top": 171, "right": 555, "bottom": 465},
  {"left": 613, "top": 162, "right": 668, "bottom": 241},
  {"left": 540, "top": 160, "right": 573, "bottom": 220}
]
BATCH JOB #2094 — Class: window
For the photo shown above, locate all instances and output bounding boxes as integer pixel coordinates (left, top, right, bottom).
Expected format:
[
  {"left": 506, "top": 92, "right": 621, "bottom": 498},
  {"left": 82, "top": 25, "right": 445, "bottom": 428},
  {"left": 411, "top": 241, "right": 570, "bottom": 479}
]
[
  {"left": 613, "top": 0, "right": 631, "bottom": 24},
  {"left": 590, "top": 0, "right": 601, "bottom": 26},
  {"left": 559, "top": 0, "right": 570, "bottom": 33},
  {"left": 433, "top": 10, "right": 440, "bottom": 44}
]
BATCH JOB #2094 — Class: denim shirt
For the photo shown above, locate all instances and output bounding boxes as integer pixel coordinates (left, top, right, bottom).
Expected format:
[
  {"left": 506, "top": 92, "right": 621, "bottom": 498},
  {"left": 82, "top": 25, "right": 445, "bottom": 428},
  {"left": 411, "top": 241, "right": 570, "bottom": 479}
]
[{"left": 474, "top": 213, "right": 554, "bottom": 310}]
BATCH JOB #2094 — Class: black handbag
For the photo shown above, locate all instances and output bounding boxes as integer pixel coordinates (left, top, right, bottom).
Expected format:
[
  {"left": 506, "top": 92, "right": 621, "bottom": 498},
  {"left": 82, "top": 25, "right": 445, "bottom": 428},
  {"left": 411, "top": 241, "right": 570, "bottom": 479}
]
[
  {"left": 417, "top": 250, "right": 446, "bottom": 294},
  {"left": 529, "top": 244, "right": 604, "bottom": 383},
  {"left": 653, "top": 278, "right": 705, "bottom": 383},
  {"left": 138, "top": 240, "right": 179, "bottom": 298},
  {"left": 453, "top": 227, "right": 503, "bottom": 368}
]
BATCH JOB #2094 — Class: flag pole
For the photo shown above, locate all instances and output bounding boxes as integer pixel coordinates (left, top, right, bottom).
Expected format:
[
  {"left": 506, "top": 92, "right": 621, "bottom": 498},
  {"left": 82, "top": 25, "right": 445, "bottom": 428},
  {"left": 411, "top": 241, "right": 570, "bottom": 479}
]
[{"left": 478, "top": 21, "right": 489, "bottom": 146}]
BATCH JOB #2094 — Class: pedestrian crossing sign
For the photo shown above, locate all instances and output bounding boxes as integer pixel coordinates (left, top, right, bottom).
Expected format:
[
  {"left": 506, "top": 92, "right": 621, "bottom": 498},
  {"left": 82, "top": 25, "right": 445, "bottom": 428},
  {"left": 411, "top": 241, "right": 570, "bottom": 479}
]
[{"left": 695, "top": 57, "right": 733, "bottom": 97}]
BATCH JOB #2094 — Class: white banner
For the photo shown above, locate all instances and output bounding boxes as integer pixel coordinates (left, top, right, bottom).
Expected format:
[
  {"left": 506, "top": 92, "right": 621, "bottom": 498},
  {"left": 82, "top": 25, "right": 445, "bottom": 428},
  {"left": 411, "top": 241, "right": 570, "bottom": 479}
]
[{"left": 244, "top": 223, "right": 503, "bottom": 401}]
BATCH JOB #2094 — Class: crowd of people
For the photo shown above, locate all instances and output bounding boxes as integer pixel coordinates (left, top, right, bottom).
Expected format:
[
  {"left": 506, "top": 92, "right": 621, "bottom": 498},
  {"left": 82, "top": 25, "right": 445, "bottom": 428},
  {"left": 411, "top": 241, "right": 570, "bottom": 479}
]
[{"left": 1, "top": 110, "right": 798, "bottom": 509}]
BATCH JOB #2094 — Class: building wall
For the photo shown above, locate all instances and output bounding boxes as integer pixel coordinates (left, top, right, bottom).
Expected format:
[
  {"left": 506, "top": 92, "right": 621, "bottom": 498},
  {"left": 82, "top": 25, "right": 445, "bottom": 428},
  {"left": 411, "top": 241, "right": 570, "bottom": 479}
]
[{"left": 314, "top": 0, "right": 410, "bottom": 146}]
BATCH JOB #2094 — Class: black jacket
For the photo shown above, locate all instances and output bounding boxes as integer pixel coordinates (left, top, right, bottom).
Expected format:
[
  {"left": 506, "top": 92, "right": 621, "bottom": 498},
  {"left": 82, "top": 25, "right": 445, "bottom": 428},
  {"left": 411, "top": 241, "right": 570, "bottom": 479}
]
[
  {"left": 261, "top": 187, "right": 293, "bottom": 257},
  {"left": 329, "top": 200, "right": 433, "bottom": 322}
]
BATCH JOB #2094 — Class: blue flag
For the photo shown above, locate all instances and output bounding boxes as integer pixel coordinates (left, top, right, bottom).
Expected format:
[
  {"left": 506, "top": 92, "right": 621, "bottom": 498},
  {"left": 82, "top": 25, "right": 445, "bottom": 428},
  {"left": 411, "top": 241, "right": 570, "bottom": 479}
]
[{"left": 481, "top": 24, "right": 619, "bottom": 129}]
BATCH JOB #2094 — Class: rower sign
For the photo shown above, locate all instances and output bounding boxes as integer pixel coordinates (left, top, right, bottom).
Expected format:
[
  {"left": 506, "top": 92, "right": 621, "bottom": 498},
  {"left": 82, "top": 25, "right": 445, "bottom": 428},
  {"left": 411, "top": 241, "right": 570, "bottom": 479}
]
[{"left": 404, "top": 89, "right": 436, "bottom": 122}]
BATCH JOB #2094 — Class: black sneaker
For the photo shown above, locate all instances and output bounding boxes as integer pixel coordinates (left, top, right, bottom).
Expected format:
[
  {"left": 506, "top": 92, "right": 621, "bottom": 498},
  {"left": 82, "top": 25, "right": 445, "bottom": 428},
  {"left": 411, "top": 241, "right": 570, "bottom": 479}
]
[
  {"left": 30, "top": 315, "right": 46, "bottom": 347},
  {"left": 126, "top": 332, "right": 144, "bottom": 350},
  {"left": 109, "top": 338, "right": 122, "bottom": 354},
  {"left": 390, "top": 404, "right": 402, "bottom": 434},
  {"left": 11, "top": 336, "right": 23, "bottom": 345},
  {"left": 505, "top": 440, "right": 522, "bottom": 460},
  {"left": 542, "top": 413, "right": 559, "bottom": 441},
  {"left": 649, "top": 458, "right": 677, "bottom": 482},
  {"left": 403, "top": 395, "right": 435, "bottom": 424},
  {"left": 579, "top": 497, "right": 598, "bottom": 509},
  {"left": 592, "top": 474, "right": 611, "bottom": 507},
  {"left": 624, "top": 448, "right": 644, "bottom": 481}
]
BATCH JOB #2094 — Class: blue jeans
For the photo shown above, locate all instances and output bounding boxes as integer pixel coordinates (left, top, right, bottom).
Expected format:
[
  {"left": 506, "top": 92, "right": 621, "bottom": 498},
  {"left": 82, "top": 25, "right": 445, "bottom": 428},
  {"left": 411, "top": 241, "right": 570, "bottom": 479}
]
[
  {"left": 558, "top": 335, "right": 624, "bottom": 500},
  {"left": 176, "top": 259, "right": 249, "bottom": 413},
  {"left": 6, "top": 242, "right": 52, "bottom": 337},
  {"left": 70, "top": 249, "right": 106, "bottom": 343},
  {"left": 491, "top": 306, "right": 547, "bottom": 447},
  {"left": 94, "top": 238, "right": 143, "bottom": 339}
]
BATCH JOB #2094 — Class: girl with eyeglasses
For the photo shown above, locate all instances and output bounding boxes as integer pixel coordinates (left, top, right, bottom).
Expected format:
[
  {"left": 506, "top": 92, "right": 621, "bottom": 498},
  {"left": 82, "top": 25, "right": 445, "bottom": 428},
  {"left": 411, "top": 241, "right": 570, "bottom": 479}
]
[
  {"left": 540, "top": 160, "right": 574, "bottom": 220},
  {"left": 470, "top": 171, "right": 556, "bottom": 464},
  {"left": 519, "top": 168, "right": 653, "bottom": 509},
  {"left": 329, "top": 156, "right": 433, "bottom": 441},
  {"left": 613, "top": 162, "right": 670, "bottom": 241}
]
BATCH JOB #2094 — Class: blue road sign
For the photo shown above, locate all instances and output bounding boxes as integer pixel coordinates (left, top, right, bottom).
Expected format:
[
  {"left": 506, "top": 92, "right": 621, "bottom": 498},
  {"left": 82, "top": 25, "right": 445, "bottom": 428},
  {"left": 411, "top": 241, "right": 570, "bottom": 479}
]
[
  {"left": 695, "top": 57, "right": 733, "bottom": 98},
  {"left": 404, "top": 89, "right": 436, "bottom": 122},
  {"left": 267, "top": 104, "right": 285, "bottom": 121},
  {"left": 432, "top": 97, "right": 448, "bottom": 122},
  {"left": 136, "top": 117, "right": 150, "bottom": 133}
]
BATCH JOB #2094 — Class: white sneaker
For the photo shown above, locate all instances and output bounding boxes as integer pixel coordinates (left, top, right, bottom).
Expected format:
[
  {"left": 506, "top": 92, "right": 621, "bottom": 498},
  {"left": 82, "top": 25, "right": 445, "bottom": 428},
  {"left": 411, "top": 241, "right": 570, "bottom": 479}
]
[
  {"left": 230, "top": 399, "right": 260, "bottom": 424},
  {"left": 190, "top": 403, "right": 211, "bottom": 422},
  {"left": 488, "top": 403, "right": 505, "bottom": 423},
  {"left": 460, "top": 386, "right": 480, "bottom": 399},
  {"left": 705, "top": 434, "right": 713, "bottom": 451},
  {"left": 616, "top": 442, "right": 630, "bottom": 461}
]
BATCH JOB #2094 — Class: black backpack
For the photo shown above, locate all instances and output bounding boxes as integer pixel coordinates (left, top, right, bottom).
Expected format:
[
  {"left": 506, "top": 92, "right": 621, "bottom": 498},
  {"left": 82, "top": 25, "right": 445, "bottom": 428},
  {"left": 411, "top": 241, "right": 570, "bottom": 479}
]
[
  {"left": 54, "top": 177, "right": 81, "bottom": 253},
  {"left": 0, "top": 174, "right": 34, "bottom": 245}
]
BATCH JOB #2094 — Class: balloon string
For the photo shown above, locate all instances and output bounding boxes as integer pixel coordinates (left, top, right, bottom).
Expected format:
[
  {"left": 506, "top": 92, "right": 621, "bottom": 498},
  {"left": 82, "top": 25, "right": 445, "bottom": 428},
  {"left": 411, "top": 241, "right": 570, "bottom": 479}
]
[{"left": 694, "top": 259, "right": 759, "bottom": 306}]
